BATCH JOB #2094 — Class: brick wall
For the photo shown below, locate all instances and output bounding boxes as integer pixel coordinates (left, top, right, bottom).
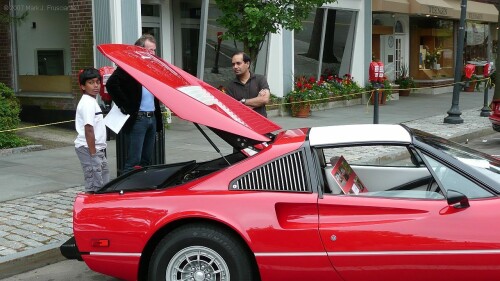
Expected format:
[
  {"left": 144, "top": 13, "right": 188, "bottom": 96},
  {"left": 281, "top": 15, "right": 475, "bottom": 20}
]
[
  {"left": 0, "top": 0, "right": 12, "bottom": 86},
  {"left": 69, "top": 0, "right": 94, "bottom": 100}
]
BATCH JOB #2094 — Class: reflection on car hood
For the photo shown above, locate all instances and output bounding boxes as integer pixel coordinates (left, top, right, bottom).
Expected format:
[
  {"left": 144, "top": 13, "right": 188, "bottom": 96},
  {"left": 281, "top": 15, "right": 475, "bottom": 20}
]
[{"left": 97, "top": 44, "right": 281, "bottom": 143}]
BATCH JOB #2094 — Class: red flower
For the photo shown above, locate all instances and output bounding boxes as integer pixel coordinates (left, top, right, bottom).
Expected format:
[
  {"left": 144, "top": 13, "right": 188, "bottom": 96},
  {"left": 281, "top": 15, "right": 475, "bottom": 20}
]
[{"left": 309, "top": 76, "right": 316, "bottom": 83}]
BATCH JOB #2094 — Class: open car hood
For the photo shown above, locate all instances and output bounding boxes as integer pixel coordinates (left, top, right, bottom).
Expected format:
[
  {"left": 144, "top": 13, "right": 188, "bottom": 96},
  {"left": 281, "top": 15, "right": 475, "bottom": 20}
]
[{"left": 97, "top": 44, "right": 281, "bottom": 147}]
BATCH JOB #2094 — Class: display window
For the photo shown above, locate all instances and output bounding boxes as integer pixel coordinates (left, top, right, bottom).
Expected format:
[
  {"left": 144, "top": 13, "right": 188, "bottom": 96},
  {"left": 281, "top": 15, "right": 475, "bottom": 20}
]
[{"left": 410, "top": 17, "right": 454, "bottom": 80}]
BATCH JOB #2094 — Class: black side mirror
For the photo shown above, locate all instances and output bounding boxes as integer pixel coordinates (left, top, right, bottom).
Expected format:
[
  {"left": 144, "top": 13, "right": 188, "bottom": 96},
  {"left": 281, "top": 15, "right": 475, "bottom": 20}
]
[{"left": 446, "top": 189, "right": 470, "bottom": 209}]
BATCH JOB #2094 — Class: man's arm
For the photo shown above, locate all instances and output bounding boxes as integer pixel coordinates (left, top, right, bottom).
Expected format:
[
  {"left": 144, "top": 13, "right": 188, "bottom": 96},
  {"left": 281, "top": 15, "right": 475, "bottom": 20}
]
[
  {"left": 244, "top": 88, "right": 270, "bottom": 108},
  {"left": 84, "top": 124, "right": 97, "bottom": 156}
]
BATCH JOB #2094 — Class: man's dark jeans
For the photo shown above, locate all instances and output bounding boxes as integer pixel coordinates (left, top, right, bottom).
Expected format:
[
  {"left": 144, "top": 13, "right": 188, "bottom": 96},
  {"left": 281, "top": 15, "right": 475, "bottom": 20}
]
[{"left": 124, "top": 115, "right": 157, "bottom": 172}]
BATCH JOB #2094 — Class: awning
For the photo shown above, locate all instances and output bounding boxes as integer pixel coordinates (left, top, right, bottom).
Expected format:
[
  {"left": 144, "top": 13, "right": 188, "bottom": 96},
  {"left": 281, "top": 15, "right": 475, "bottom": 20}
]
[
  {"left": 410, "top": 0, "right": 460, "bottom": 19},
  {"left": 373, "top": 0, "right": 409, "bottom": 14},
  {"left": 434, "top": 0, "right": 498, "bottom": 23},
  {"left": 464, "top": 1, "right": 498, "bottom": 23}
]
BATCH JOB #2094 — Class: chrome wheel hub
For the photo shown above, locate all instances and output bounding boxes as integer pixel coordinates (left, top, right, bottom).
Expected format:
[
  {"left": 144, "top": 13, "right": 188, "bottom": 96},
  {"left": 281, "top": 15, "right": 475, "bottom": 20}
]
[{"left": 166, "top": 246, "right": 230, "bottom": 281}]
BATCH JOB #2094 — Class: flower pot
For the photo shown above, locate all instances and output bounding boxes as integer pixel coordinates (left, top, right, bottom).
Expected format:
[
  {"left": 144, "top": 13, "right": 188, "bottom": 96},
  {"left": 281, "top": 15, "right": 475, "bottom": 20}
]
[
  {"left": 464, "top": 81, "right": 477, "bottom": 92},
  {"left": 399, "top": 89, "right": 411, "bottom": 96},
  {"left": 292, "top": 104, "right": 311, "bottom": 118},
  {"left": 370, "top": 91, "right": 386, "bottom": 105}
]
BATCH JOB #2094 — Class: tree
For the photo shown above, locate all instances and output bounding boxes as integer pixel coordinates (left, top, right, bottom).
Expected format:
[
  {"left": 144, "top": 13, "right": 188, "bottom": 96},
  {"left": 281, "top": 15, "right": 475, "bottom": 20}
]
[{"left": 215, "top": 0, "right": 336, "bottom": 67}]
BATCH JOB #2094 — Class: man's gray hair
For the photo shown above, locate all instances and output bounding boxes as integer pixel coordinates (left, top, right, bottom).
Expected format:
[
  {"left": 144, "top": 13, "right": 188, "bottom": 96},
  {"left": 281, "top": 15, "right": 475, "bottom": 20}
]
[{"left": 134, "top": 34, "right": 156, "bottom": 47}]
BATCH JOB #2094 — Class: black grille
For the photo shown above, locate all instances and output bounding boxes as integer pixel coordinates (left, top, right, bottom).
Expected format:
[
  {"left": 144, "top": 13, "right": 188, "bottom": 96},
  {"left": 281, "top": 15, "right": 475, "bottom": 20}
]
[{"left": 230, "top": 151, "right": 309, "bottom": 192}]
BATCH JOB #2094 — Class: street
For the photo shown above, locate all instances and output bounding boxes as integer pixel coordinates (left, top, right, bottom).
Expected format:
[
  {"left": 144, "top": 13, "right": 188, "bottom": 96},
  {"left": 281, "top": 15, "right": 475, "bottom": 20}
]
[{"left": 3, "top": 132, "right": 499, "bottom": 281}]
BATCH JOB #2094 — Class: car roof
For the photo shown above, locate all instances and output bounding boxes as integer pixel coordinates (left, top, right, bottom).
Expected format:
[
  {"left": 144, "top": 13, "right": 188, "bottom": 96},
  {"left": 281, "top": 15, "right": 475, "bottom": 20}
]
[
  {"left": 308, "top": 124, "right": 412, "bottom": 146},
  {"left": 97, "top": 44, "right": 281, "bottom": 143}
]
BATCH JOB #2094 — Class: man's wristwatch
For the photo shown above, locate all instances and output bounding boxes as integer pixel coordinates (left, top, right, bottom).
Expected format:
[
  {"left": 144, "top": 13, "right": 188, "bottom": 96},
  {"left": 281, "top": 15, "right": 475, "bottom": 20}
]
[{"left": 240, "top": 98, "right": 246, "bottom": 105}]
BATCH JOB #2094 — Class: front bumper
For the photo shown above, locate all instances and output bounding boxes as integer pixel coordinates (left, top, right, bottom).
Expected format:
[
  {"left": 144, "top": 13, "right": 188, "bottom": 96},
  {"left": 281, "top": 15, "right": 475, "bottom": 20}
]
[{"left": 60, "top": 236, "right": 83, "bottom": 261}]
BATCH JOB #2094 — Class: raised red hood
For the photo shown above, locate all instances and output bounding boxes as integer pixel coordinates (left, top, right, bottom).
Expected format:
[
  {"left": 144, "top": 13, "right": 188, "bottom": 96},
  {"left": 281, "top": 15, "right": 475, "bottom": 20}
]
[{"left": 97, "top": 44, "right": 281, "bottom": 142}]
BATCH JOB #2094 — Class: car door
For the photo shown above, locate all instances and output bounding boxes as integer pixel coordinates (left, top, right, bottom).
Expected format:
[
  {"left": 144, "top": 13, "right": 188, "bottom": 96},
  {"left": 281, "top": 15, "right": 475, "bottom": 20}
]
[{"left": 318, "top": 193, "right": 500, "bottom": 281}]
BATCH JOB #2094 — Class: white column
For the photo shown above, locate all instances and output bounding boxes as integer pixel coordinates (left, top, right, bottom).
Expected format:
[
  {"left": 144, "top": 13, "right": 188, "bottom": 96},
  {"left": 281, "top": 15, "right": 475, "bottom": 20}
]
[
  {"left": 110, "top": 0, "right": 122, "bottom": 44},
  {"left": 267, "top": 31, "right": 284, "bottom": 97}
]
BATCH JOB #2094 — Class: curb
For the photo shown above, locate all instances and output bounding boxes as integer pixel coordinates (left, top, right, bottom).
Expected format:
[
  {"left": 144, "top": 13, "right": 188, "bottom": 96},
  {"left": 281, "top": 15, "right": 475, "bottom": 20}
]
[
  {"left": 0, "top": 242, "right": 66, "bottom": 279},
  {"left": 0, "top": 145, "right": 43, "bottom": 157},
  {"left": 448, "top": 127, "right": 496, "bottom": 144}
]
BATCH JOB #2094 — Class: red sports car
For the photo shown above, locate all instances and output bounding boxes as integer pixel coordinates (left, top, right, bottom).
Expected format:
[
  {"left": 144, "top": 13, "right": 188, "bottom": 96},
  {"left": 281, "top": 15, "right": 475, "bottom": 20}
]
[{"left": 61, "top": 44, "right": 500, "bottom": 281}]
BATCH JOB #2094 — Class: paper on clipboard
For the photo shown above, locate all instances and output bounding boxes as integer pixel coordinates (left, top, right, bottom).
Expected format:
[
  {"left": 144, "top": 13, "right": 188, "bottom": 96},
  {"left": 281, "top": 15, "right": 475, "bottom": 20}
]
[{"left": 104, "top": 103, "right": 130, "bottom": 134}]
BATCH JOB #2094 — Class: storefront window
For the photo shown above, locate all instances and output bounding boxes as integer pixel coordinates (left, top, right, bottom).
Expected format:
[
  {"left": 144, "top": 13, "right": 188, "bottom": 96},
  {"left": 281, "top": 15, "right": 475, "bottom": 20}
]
[
  {"left": 465, "top": 22, "right": 489, "bottom": 62},
  {"left": 294, "top": 8, "right": 356, "bottom": 79},
  {"left": 410, "top": 18, "right": 454, "bottom": 80},
  {"left": 201, "top": 1, "right": 269, "bottom": 89}
]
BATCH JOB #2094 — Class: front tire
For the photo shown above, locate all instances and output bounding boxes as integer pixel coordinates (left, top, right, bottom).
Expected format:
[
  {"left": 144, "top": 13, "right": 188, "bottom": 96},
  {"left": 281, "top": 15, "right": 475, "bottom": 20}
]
[{"left": 148, "top": 223, "right": 256, "bottom": 281}]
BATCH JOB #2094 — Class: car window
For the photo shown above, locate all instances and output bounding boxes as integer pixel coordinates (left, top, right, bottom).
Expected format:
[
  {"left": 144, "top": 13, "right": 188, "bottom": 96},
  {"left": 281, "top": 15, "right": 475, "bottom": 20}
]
[
  {"left": 421, "top": 154, "right": 493, "bottom": 199},
  {"left": 322, "top": 145, "right": 417, "bottom": 167},
  {"left": 319, "top": 145, "right": 444, "bottom": 200}
]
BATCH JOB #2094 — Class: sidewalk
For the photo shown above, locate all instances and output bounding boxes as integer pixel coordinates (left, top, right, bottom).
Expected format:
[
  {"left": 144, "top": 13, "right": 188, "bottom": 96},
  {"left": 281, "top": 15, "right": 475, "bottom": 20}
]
[{"left": 0, "top": 90, "right": 496, "bottom": 279}]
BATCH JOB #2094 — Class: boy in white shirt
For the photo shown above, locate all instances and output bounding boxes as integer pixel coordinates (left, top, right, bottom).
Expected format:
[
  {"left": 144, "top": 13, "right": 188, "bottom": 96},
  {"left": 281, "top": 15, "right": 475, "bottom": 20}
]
[{"left": 75, "top": 68, "right": 109, "bottom": 192}]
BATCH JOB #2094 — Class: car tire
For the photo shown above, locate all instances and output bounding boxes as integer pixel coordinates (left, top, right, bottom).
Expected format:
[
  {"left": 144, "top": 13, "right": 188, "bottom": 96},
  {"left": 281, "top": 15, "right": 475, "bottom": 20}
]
[
  {"left": 493, "top": 124, "right": 500, "bottom": 133},
  {"left": 148, "top": 223, "right": 256, "bottom": 281}
]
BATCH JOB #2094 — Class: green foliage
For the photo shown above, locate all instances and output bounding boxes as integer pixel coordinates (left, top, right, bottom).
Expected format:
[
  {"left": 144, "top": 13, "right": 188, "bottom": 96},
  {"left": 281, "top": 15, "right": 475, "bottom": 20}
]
[
  {"left": 0, "top": 83, "right": 30, "bottom": 149},
  {"left": 285, "top": 76, "right": 329, "bottom": 115},
  {"left": 285, "top": 74, "right": 363, "bottom": 115},
  {"left": 394, "top": 65, "right": 415, "bottom": 90},
  {"left": 215, "top": 0, "right": 335, "bottom": 63}
]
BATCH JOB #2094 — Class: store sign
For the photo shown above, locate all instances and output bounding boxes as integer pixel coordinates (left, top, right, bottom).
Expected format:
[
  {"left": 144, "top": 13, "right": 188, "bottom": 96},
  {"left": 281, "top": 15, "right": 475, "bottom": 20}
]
[
  {"left": 427, "top": 5, "right": 447, "bottom": 16},
  {"left": 468, "top": 13, "right": 483, "bottom": 20}
]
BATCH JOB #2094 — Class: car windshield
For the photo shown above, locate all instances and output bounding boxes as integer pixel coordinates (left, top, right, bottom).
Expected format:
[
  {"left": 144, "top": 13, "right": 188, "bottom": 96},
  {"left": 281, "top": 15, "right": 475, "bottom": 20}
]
[{"left": 414, "top": 130, "right": 500, "bottom": 184}]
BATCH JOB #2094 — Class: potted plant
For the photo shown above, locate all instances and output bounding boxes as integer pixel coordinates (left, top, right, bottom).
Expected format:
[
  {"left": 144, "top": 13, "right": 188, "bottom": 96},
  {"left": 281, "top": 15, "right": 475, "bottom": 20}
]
[
  {"left": 365, "top": 77, "right": 393, "bottom": 105},
  {"left": 462, "top": 73, "right": 479, "bottom": 92},
  {"left": 285, "top": 76, "right": 329, "bottom": 117},
  {"left": 394, "top": 65, "right": 415, "bottom": 96}
]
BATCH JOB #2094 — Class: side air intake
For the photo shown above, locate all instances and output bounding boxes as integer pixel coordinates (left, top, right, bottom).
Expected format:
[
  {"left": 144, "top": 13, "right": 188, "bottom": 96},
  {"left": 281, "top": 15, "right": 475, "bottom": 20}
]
[{"left": 230, "top": 151, "right": 309, "bottom": 192}]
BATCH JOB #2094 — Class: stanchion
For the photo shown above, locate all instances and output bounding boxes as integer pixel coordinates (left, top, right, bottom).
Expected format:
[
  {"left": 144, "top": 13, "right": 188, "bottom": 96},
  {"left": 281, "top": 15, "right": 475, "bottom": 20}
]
[
  {"left": 373, "top": 89, "right": 379, "bottom": 124},
  {"left": 480, "top": 78, "right": 491, "bottom": 117}
]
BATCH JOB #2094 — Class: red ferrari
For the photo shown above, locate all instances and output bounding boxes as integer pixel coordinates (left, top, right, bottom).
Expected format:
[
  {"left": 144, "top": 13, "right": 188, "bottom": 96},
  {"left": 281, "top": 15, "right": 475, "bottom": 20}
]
[{"left": 61, "top": 44, "right": 500, "bottom": 281}]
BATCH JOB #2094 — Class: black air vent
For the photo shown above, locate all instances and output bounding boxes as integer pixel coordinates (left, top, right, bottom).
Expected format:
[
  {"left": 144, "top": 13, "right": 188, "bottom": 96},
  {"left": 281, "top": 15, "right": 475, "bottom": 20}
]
[{"left": 230, "top": 151, "right": 309, "bottom": 192}]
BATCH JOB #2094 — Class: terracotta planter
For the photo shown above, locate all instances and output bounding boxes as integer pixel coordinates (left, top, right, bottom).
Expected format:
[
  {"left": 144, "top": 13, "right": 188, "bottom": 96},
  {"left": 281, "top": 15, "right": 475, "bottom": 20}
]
[
  {"left": 464, "top": 81, "right": 477, "bottom": 92},
  {"left": 292, "top": 104, "right": 311, "bottom": 118},
  {"left": 370, "top": 91, "right": 386, "bottom": 105},
  {"left": 399, "top": 89, "right": 411, "bottom": 96}
]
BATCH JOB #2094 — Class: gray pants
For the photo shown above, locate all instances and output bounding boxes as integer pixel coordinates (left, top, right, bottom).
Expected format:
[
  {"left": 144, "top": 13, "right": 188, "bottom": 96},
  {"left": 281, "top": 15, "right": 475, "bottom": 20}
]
[{"left": 75, "top": 146, "right": 110, "bottom": 192}]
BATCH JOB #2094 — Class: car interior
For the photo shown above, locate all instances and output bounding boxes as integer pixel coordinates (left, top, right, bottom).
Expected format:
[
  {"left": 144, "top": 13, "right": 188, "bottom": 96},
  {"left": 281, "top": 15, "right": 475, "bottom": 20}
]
[
  {"left": 318, "top": 146, "right": 445, "bottom": 199},
  {"left": 97, "top": 153, "right": 247, "bottom": 193}
]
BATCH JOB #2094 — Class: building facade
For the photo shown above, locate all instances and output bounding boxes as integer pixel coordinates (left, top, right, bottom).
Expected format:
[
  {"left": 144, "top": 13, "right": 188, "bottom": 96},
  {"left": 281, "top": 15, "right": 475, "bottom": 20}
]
[
  {"left": 3, "top": 0, "right": 497, "bottom": 123},
  {"left": 372, "top": 0, "right": 498, "bottom": 94}
]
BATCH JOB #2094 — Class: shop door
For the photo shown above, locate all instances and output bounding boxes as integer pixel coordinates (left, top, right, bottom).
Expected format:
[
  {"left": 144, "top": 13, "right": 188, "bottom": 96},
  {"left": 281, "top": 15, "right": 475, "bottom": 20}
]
[
  {"left": 380, "top": 35, "right": 395, "bottom": 81},
  {"left": 394, "top": 35, "right": 405, "bottom": 79},
  {"left": 172, "top": 0, "right": 202, "bottom": 76}
]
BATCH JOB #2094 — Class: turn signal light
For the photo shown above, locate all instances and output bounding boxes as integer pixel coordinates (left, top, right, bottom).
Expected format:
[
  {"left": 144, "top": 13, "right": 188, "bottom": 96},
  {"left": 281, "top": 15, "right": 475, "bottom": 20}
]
[{"left": 91, "top": 239, "right": 110, "bottom": 247}]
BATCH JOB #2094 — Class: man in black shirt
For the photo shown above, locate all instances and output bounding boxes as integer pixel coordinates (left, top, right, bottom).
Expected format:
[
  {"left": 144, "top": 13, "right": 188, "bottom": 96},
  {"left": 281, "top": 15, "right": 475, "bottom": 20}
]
[{"left": 225, "top": 51, "right": 270, "bottom": 117}]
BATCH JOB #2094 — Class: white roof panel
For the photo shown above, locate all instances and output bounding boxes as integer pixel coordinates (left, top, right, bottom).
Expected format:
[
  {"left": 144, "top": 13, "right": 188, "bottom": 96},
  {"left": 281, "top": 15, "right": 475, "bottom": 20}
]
[{"left": 309, "top": 124, "right": 412, "bottom": 146}]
